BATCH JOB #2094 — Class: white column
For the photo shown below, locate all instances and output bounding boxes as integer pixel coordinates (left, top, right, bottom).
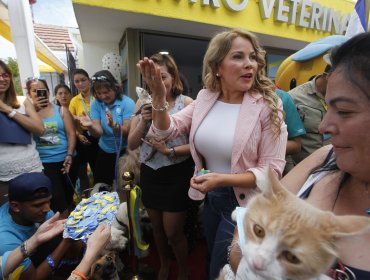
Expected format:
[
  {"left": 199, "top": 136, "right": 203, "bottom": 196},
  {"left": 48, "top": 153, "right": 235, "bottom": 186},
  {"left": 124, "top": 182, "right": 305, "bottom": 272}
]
[{"left": 8, "top": 0, "right": 39, "bottom": 95}]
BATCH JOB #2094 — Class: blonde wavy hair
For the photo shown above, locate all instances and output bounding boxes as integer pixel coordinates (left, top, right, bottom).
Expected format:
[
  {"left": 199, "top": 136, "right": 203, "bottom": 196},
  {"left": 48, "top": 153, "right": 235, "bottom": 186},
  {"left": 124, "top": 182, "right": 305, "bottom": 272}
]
[{"left": 202, "top": 29, "right": 283, "bottom": 136}]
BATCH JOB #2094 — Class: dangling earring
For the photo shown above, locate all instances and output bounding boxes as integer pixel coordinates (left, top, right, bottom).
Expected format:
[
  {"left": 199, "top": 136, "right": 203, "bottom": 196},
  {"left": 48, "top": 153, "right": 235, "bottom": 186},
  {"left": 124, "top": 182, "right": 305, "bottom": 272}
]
[{"left": 216, "top": 73, "right": 220, "bottom": 78}]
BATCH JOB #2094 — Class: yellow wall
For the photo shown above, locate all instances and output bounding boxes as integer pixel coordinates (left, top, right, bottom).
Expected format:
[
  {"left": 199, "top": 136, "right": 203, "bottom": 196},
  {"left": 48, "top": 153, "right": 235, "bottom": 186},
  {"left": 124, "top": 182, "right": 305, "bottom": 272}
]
[{"left": 74, "top": 0, "right": 354, "bottom": 43}]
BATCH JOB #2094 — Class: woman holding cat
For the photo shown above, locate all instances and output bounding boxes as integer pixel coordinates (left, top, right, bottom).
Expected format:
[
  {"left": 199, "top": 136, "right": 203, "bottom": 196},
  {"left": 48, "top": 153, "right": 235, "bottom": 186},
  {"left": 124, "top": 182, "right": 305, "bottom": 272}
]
[
  {"left": 137, "top": 29, "right": 287, "bottom": 280},
  {"left": 229, "top": 32, "right": 370, "bottom": 280},
  {"left": 282, "top": 32, "right": 370, "bottom": 280}
]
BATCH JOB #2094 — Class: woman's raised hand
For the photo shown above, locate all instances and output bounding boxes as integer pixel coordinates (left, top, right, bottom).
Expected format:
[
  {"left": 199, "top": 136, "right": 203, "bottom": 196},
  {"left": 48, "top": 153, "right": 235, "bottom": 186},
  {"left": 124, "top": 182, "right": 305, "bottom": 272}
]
[{"left": 137, "top": 57, "right": 166, "bottom": 101}]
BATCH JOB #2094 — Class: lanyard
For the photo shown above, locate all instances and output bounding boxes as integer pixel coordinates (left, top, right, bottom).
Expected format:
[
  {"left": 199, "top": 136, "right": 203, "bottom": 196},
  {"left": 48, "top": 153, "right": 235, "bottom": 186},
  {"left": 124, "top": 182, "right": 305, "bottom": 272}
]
[
  {"left": 81, "top": 94, "right": 93, "bottom": 116},
  {"left": 106, "top": 104, "right": 124, "bottom": 192},
  {"left": 318, "top": 97, "right": 328, "bottom": 111}
]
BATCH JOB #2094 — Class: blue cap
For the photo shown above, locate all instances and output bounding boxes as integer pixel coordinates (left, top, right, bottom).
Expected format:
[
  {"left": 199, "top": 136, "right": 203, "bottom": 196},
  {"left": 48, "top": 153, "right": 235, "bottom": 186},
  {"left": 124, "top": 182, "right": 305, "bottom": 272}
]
[{"left": 8, "top": 173, "right": 52, "bottom": 202}]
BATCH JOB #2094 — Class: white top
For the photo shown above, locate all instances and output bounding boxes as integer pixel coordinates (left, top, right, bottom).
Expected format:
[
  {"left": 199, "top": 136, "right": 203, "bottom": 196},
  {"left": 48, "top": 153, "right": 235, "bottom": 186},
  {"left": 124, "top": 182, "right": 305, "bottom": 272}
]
[
  {"left": 139, "top": 95, "right": 190, "bottom": 170},
  {"left": 194, "top": 101, "right": 240, "bottom": 173},
  {"left": 0, "top": 103, "right": 43, "bottom": 181}
]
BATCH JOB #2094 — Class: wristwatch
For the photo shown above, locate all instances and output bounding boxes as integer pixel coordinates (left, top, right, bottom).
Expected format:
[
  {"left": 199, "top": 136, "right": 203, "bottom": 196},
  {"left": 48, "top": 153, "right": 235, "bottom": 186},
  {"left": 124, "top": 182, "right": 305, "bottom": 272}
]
[{"left": 168, "top": 147, "right": 176, "bottom": 159}]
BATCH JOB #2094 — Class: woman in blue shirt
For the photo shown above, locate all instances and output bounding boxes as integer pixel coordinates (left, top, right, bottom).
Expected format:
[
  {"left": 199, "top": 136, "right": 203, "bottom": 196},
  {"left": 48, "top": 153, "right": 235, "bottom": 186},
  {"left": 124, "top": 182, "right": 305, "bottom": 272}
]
[
  {"left": 79, "top": 70, "right": 135, "bottom": 186},
  {"left": 27, "top": 78, "right": 76, "bottom": 217}
]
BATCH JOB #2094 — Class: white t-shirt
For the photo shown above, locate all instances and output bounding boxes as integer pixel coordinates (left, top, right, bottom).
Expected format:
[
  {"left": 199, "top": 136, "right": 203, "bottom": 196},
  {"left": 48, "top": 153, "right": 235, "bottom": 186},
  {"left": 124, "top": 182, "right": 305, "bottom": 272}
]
[{"left": 194, "top": 101, "right": 241, "bottom": 173}]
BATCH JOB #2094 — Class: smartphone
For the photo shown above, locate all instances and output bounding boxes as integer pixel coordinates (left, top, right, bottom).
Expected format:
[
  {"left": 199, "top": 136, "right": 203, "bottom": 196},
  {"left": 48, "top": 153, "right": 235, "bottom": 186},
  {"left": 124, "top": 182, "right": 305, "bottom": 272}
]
[
  {"left": 36, "top": 89, "right": 48, "bottom": 99},
  {"left": 36, "top": 89, "right": 48, "bottom": 108}
]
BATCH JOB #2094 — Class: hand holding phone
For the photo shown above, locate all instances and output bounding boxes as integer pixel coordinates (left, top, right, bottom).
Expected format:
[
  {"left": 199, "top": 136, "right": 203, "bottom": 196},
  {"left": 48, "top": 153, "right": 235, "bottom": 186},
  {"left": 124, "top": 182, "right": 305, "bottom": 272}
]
[{"left": 36, "top": 89, "right": 48, "bottom": 108}]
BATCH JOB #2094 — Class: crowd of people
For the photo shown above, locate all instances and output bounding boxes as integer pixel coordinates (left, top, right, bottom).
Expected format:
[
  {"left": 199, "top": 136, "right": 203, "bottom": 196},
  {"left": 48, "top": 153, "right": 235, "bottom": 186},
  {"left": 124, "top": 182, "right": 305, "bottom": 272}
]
[{"left": 0, "top": 29, "right": 369, "bottom": 280}]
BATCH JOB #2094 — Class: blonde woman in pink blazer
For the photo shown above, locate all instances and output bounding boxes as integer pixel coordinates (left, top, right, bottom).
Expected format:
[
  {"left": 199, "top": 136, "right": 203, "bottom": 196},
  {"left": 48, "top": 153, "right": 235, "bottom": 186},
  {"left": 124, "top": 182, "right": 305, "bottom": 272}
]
[{"left": 138, "top": 29, "right": 287, "bottom": 280}]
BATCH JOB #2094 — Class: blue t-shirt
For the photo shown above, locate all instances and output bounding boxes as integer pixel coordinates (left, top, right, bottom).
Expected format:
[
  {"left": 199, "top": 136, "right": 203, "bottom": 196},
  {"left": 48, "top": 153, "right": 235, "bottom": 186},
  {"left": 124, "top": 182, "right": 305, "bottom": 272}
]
[
  {"left": 34, "top": 104, "right": 68, "bottom": 163},
  {"left": 90, "top": 95, "right": 135, "bottom": 153},
  {"left": 276, "top": 89, "right": 306, "bottom": 139},
  {"left": 0, "top": 203, "right": 54, "bottom": 277}
]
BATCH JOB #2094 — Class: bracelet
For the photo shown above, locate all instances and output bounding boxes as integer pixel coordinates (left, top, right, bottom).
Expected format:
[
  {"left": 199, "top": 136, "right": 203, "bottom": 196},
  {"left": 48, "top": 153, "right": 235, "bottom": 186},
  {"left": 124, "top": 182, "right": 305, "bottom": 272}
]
[
  {"left": 46, "top": 255, "right": 57, "bottom": 270},
  {"left": 72, "top": 270, "right": 88, "bottom": 280},
  {"left": 168, "top": 147, "right": 176, "bottom": 159},
  {"left": 8, "top": 109, "right": 17, "bottom": 119},
  {"left": 66, "top": 154, "right": 73, "bottom": 157},
  {"left": 20, "top": 241, "right": 31, "bottom": 259},
  {"left": 152, "top": 101, "right": 169, "bottom": 112},
  {"left": 227, "top": 242, "right": 236, "bottom": 265}
]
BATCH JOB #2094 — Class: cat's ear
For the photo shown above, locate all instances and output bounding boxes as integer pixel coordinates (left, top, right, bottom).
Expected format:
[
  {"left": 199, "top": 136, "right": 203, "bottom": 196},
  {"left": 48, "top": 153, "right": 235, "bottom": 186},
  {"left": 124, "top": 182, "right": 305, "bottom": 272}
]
[
  {"left": 329, "top": 213, "right": 370, "bottom": 238},
  {"left": 255, "top": 167, "right": 288, "bottom": 199}
]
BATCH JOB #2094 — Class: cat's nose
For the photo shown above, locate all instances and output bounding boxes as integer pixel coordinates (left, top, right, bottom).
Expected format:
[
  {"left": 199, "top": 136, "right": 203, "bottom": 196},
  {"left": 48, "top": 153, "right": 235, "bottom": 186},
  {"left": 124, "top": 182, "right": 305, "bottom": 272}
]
[{"left": 252, "top": 256, "right": 266, "bottom": 271}]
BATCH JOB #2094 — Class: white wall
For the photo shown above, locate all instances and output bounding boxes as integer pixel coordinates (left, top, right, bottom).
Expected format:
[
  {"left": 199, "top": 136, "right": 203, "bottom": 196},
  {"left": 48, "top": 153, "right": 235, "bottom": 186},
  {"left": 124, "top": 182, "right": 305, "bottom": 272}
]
[{"left": 79, "top": 41, "right": 119, "bottom": 76}]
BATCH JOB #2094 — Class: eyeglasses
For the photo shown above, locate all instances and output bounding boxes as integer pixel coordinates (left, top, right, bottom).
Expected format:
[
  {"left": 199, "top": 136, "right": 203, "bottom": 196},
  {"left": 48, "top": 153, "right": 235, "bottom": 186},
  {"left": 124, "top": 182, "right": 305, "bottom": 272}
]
[
  {"left": 0, "top": 73, "right": 11, "bottom": 79},
  {"left": 91, "top": 76, "right": 108, "bottom": 82}
]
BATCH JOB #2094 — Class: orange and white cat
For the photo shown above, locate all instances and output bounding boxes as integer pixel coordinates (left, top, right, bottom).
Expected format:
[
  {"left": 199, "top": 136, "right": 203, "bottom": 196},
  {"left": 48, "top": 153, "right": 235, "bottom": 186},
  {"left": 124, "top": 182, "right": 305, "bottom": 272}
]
[{"left": 218, "top": 168, "right": 370, "bottom": 280}]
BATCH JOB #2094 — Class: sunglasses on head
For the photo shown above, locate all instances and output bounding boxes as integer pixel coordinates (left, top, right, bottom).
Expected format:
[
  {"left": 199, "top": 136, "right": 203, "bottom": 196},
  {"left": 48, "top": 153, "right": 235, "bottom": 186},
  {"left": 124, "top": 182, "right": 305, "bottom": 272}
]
[
  {"left": 26, "top": 76, "right": 46, "bottom": 82},
  {"left": 91, "top": 75, "right": 108, "bottom": 82}
]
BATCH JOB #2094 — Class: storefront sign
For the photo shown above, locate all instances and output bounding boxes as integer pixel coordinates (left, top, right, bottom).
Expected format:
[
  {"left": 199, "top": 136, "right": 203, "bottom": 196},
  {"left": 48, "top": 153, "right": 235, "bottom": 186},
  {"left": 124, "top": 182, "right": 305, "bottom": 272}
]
[{"left": 189, "top": 0, "right": 351, "bottom": 34}]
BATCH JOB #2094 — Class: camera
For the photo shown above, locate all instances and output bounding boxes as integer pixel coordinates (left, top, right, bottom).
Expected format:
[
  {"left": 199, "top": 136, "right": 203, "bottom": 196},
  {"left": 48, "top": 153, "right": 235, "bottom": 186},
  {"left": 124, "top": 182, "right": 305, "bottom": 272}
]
[{"left": 36, "top": 89, "right": 48, "bottom": 99}]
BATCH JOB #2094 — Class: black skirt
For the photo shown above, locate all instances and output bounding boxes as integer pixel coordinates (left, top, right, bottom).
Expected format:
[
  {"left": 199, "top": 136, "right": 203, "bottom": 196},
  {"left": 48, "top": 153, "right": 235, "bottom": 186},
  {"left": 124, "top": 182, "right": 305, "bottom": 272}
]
[{"left": 140, "top": 157, "right": 194, "bottom": 212}]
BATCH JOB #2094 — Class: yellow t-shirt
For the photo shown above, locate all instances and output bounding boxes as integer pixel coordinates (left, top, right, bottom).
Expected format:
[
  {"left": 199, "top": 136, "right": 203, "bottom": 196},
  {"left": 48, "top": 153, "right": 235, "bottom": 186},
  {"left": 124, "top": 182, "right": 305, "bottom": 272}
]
[{"left": 69, "top": 93, "right": 94, "bottom": 133}]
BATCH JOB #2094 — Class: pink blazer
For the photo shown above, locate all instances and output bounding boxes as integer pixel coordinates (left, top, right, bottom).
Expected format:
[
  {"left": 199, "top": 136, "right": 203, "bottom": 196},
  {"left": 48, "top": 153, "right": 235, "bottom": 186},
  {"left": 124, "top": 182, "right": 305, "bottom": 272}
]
[{"left": 151, "top": 89, "right": 287, "bottom": 207}]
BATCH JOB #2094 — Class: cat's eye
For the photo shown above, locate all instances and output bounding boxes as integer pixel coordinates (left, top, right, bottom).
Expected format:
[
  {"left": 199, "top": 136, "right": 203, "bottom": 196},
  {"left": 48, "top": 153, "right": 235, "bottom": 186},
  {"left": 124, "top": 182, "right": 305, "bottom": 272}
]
[
  {"left": 253, "top": 224, "right": 265, "bottom": 238},
  {"left": 282, "top": 250, "right": 300, "bottom": 264}
]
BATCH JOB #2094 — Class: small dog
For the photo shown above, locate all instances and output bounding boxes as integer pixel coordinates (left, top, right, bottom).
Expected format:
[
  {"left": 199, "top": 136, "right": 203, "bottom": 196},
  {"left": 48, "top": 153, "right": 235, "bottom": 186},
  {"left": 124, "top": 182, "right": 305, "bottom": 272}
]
[
  {"left": 106, "top": 202, "right": 129, "bottom": 252},
  {"left": 102, "top": 202, "right": 130, "bottom": 273},
  {"left": 89, "top": 182, "right": 114, "bottom": 197},
  {"left": 88, "top": 252, "right": 119, "bottom": 280}
]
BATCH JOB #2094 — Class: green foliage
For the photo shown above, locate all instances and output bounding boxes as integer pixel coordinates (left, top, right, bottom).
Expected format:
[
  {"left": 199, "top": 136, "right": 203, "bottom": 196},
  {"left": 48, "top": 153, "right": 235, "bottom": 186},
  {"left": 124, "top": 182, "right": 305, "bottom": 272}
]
[
  {"left": 7, "top": 58, "right": 19, "bottom": 76},
  {"left": 6, "top": 57, "right": 23, "bottom": 95}
]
